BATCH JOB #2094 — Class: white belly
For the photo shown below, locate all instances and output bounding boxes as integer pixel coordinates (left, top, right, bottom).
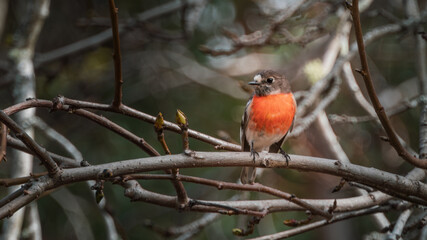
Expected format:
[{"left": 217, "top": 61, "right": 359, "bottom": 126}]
[{"left": 245, "top": 128, "right": 284, "bottom": 152}]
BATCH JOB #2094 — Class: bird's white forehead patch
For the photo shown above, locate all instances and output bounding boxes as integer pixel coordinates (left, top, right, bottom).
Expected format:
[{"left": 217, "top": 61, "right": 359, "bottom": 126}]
[{"left": 253, "top": 74, "right": 262, "bottom": 82}]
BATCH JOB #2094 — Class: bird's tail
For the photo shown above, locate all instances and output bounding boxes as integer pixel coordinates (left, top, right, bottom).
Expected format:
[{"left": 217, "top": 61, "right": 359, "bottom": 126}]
[{"left": 240, "top": 167, "right": 256, "bottom": 184}]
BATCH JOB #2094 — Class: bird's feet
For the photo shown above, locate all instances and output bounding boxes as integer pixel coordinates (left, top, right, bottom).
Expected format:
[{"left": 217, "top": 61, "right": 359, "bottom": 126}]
[
  {"left": 250, "top": 148, "right": 259, "bottom": 162},
  {"left": 279, "top": 148, "right": 291, "bottom": 166}
]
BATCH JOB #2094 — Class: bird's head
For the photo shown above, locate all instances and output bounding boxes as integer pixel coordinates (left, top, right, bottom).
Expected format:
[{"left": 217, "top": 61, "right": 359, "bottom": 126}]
[{"left": 249, "top": 70, "right": 291, "bottom": 96}]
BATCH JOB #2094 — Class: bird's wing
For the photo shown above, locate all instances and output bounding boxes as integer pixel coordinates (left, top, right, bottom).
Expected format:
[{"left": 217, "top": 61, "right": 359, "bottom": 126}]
[{"left": 240, "top": 95, "right": 252, "bottom": 152}]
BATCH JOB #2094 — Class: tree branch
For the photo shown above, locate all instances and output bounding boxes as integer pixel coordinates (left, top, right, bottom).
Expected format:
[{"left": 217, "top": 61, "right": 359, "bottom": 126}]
[
  {"left": 1, "top": 151, "right": 426, "bottom": 220},
  {"left": 0, "top": 123, "right": 6, "bottom": 163},
  {"left": 351, "top": 0, "right": 427, "bottom": 168},
  {"left": 108, "top": 0, "right": 123, "bottom": 108},
  {"left": 6, "top": 135, "right": 79, "bottom": 168},
  {"left": 3, "top": 98, "right": 241, "bottom": 151},
  {"left": 126, "top": 173, "right": 332, "bottom": 219},
  {"left": 248, "top": 202, "right": 412, "bottom": 240},
  {"left": 0, "top": 111, "right": 59, "bottom": 175}
]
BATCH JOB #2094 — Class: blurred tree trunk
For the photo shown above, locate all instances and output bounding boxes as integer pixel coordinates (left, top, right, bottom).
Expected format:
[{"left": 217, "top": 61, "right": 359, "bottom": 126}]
[
  {"left": 1, "top": 1, "right": 50, "bottom": 239},
  {"left": 0, "top": 0, "right": 8, "bottom": 40}
]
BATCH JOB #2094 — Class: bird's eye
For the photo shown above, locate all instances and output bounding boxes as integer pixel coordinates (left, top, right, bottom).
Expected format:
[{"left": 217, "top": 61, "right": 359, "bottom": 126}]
[{"left": 266, "top": 78, "right": 274, "bottom": 84}]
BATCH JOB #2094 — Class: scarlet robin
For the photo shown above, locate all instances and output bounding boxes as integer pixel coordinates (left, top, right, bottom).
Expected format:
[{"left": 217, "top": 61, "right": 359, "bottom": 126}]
[{"left": 240, "top": 70, "right": 296, "bottom": 184}]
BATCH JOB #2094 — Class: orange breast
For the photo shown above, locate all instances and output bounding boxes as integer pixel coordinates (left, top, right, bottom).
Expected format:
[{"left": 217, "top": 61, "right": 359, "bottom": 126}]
[{"left": 248, "top": 93, "right": 296, "bottom": 134}]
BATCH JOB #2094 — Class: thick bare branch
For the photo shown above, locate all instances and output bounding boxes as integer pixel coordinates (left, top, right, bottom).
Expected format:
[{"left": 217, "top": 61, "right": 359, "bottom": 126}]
[{"left": 0, "top": 152, "right": 425, "bottom": 220}]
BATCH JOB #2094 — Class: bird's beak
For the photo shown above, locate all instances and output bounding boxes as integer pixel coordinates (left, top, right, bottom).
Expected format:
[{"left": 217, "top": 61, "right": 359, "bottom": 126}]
[
  {"left": 248, "top": 81, "right": 260, "bottom": 85},
  {"left": 249, "top": 74, "right": 262, "bottom": 85}
]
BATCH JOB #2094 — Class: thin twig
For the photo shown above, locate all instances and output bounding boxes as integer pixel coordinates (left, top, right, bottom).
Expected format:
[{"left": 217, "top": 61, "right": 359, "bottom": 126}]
[
  {"left": 0, "top": 172, "right": 47, "bottom": 187},
  {"left": 154, "top": 112, "right": 171, "bottom": 155},
  {"left": 154, "top": 112, "right": 189, "bottom": 207},
  {"left": 28, "top": 116, "right": 83, "bottom": 161},
  {"left": 351, "top": 0, "right": 427, "bottom": 168},
  {"left": 176, "top": 109, "right": 190, "bottom": 151},
  {"left": 3, "top": 98, "right": 241, "bottom": 151},
  {"left": 0, "top": 123, "right": 6, "bottom": 163},
  {"left": 0, "top": 111, "right": 60, "bottom": 175},
  {"left": 51, "top": 96, "right": 160, "bottom": 156},
  {"left": 6, "top": 135, "right": 79, "bottom": 168},
  {"left": 329, "top": 96, "right": 420, "bottom": 124},
  {"left": 108, "top": 0, "right": 123, "bottom": 108}
]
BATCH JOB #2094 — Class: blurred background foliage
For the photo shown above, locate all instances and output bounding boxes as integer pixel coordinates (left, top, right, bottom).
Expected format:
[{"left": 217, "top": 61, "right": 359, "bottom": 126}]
[{"left": 0, "top": 0, "right": 426, "bottom": 239}]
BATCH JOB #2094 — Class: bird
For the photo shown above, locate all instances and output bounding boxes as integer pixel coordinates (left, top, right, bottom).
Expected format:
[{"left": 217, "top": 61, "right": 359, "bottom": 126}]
[{"left": 240, "top": 70, "right": 297, "bottom": 184}]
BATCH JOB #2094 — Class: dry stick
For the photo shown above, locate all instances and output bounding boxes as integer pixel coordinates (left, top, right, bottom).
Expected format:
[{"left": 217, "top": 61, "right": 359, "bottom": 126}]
[
  {"left": 0, "top": 123, "right": 6, "bottom": 162},
  {"left": 108, "top": 0, "right": 123, "bottom": 108},
  {"left": 351, "top": 0, "right": 427, "bottom": 168},
  {"left": 126, "top": 173, "right": 332, "bottom": 219},
  {"left": 0, "top": 111, "right": 59, "bottom": 175},
  {"left": 154, "top": 112, "right": 188, "bottom": 207}
]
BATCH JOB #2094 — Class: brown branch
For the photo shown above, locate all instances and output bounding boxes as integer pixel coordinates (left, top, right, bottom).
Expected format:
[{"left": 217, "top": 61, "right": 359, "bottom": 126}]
[
  {"left": 0, "top": 187, "right": 27, "bottom": 209},
  {"left": 0, "top": 152, "right": 423, "bottom": 220},
  {"left": 108, "top": 0, "right": 123, "bottom": 108},
  {"left": 154, "top": 112, "right": 188, "bottom": 207},
  {"left": 56, "top": 152, "right": 427, "bottom": 204},
  {"left": 249, "top": 202, "right": 412, "bottom": 240},
  {"left": 176, "top": 109, "right": 190, "bottom": 151},
  {"left": 0, "top": 111, "right": 60, "bottom": 175},
  {"left": 0, "top": 172, "right": 47, "bottom": 187},
  {"left": 154, "top": 112, "right": 171, "bottom": 155},
  {"left": 351, "top": 0, "right": 427, "bottom": 168},
  {"left": 4, "top": 97, "right": 160, "bottom": 157},
  {"left": 51, "top": 96, "right": 159, "bottom": 156},
  {"left": 125, "top": 173, "right": 332, "bottom": 219},
  {"left": 3, "top": 98, "right": 241, "bottom": 151},
  {"left": 0, "top": 123, "right": 6, "bottom": 163},
  {"left": 233, "top": 216, "right": 261, "bottom": 236}
]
